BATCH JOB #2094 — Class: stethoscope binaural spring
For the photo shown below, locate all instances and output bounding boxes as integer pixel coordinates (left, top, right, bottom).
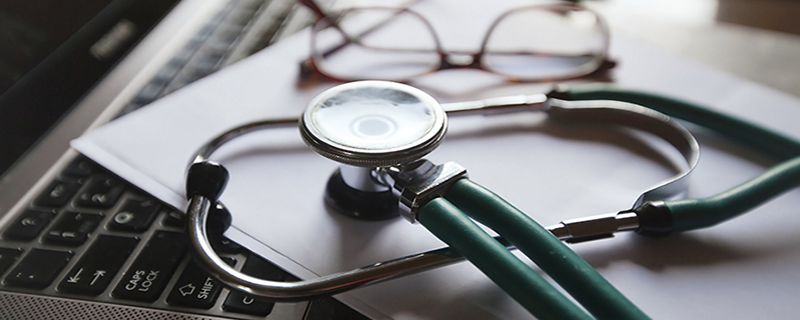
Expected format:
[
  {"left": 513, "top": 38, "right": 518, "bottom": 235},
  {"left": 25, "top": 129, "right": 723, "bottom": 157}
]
[{"left": 185, "top": 81, "right": 800, "bottom": 320}]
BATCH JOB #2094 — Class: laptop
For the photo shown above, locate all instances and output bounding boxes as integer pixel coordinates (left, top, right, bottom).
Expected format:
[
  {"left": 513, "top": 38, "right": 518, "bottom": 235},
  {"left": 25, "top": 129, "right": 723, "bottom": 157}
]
[{"left": 0, "top": 0, "right": 366, "bottom": 319}]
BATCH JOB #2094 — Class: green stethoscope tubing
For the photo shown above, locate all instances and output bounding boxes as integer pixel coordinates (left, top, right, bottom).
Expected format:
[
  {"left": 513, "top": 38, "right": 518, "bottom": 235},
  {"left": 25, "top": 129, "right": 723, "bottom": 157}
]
[
  {"left": 555, "top": 86, "right": 800, "bottom": 232},
  {"left": 415, "top": 86, "right": 800, "bottom": 320},
  {"left": 454, "top": 179, "right": 649, "bottom": 320},
  {"left": 419, "top": 197, "right": 597, "bottom": 320},
  {"left": 420, "top": 179, "right": 647, "bottom": 320}
]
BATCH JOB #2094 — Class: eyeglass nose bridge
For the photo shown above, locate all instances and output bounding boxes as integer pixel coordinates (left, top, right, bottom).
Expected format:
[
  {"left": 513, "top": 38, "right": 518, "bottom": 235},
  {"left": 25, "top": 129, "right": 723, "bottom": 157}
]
[{"left": 438, "top": 52, "right": 483, "bottom": 70}]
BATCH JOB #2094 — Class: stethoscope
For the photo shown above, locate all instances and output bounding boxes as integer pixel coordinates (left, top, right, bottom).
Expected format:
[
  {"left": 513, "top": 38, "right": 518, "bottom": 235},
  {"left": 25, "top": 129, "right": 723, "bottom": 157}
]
[{"left": 184, "top": 81, "right": 800, "bottom": 319}]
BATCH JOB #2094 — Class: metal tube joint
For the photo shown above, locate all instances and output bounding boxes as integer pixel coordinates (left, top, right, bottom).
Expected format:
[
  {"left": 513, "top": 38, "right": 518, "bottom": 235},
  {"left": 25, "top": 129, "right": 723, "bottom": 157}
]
[
  {"left": 548, "top": 211, "right": 640, "bottom": 243},
  {"left": 376, "top": 159, "right": 468, "bottom": 223}
]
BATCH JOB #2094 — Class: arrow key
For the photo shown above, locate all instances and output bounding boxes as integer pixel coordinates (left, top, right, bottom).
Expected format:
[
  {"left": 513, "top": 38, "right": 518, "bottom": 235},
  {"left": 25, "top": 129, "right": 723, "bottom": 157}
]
[{"left": 57, "top": 234, "right": 138, "bottom": 296}]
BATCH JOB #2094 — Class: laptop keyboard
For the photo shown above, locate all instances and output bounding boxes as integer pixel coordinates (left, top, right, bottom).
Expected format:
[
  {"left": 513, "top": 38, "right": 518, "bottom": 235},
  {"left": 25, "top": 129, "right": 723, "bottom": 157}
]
[
  {"left": 0, "top": 0, "right": 368, "bottom": 319},
  {"left": 1, "top": 156, "right": 366, "bottom": 319},
  {"left": 119, "top": 0, "right": 286, "bottom": 116}
]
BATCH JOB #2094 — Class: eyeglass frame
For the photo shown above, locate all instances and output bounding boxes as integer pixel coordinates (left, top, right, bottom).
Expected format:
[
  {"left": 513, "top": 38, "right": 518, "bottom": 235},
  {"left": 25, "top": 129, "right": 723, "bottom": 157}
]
[{"left": 298, "top": 1, "right": 615, "bottom": 84}]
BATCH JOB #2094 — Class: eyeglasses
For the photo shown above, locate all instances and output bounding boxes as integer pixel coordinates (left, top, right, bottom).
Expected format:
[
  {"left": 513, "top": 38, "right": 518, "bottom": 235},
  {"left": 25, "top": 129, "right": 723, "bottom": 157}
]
[{"left": 299, "top": 2, "right": 613, "bottom": 83}]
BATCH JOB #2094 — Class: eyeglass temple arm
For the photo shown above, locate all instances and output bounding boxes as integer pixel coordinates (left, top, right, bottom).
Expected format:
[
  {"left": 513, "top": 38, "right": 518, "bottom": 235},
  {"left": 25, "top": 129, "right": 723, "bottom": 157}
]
[
  {"left": 297, "top": 0, "right": 356, "bottom": 51},
  {"left": 300, "top": 1, "right": 437, "bottom": 61},
  {"left": 297, "top": 0, "right": 327, "bottom": 20}
]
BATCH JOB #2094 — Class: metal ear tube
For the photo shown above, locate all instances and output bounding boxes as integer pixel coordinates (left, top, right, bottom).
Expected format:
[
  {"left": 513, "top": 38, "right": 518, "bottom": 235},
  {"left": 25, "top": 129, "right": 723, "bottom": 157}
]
[{"left": 184, "top": 81, "right": 700, "bottom": 306}]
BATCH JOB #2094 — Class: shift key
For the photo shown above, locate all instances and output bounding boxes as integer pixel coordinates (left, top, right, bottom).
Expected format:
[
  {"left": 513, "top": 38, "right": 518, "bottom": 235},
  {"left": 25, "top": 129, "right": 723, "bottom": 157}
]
[{"left": 112, "top": 231, "right": 187, "bottom": 302}]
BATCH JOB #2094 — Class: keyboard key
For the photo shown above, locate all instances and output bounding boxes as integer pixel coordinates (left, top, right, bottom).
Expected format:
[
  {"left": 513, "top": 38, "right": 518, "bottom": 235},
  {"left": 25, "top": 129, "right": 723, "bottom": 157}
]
[
  {"left": 75, "top": 174, "right": 125, "bottom": 208},
  {"left": 223, "top": 253, "right": 286, "bottom": 316},
  {"left": 166, "top": 257, "right": 235, "bottom": 309},
  {"left": 62, "top": 156, "right": 96, "bottom": 178},
  {"left": 163, "top": 203, "right": 242, "bottom": 253},
  {"left": 3, "top": 210, "right": 55, "bottom": 241},
  {"left": 154, "top": 61, "right": 181, "bottom": 81},
  {"left": 161, "top": 208, "right": 185, "bottom": 228},
  {"left": 5, "top": 248, "right": 72, "bottom": 289},
  {"left": 108, "top": 198, "right": 160, "bottom": 232},
  {"left": 0, "top": 248, "right": 23, "bottom": 275},
  {"left": 57, "top": 235, "right": 139, "bottom": 296},
  {"left": 213, "top": 237, "right": 244, "bottom": 254},
  {"left": 131, "top": 82, "right": 165, "bottom": 105},
  {"left": 112, "top": 231, "right": 187, "bottom": 302},
  {"left": 43, "top": 212, "right": 103, "bottom": 246},
  {"left": 34, "top": 180, "right": 81, "bottom": 208}
]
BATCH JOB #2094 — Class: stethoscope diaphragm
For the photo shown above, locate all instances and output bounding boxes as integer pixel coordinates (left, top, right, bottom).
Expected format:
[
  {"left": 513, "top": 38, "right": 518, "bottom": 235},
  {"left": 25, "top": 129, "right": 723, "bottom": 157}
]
[{"left": 299, "top": 81, "right": 447, "bottom": 168}]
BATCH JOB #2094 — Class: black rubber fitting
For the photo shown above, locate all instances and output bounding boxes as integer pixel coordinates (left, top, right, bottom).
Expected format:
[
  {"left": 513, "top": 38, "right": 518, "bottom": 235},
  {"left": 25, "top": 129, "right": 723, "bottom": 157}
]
[
  {"left": 186, "top": 161, "right": 229, "bottom": 201},
  {"left": 632, "top": 201, "right": 674, "bottom": 237},
  {"left": 207, "top": 202, "right": 232, "bottom": 237},
  {"left": 324, "top": 169, "right": 398, "bottom": 221},
  {"left": 545, "top": 84, "right": 574, "bottom": 100}
]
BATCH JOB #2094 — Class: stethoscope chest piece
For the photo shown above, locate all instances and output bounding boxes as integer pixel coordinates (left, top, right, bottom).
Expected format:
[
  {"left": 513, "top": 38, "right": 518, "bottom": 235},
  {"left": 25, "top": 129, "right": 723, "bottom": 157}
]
[
  {"left": 300, "top": 81, "right": 447, "bottom": 167},
  {"left": 300, "top": 81, "right": 448, "bottom": 220}
]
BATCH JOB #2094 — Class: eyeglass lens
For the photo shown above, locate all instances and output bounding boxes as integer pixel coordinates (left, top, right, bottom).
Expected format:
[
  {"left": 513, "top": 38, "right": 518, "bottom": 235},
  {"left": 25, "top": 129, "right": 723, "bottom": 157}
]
[
  {"left": 311, "top": 5, "right": 607, "bottom": 82},
  {"left": 482, "top": 6, "right": 607, "bottom": 81},
  {"left": 312, "top": 8, "right": 441, "bottom": 81}
]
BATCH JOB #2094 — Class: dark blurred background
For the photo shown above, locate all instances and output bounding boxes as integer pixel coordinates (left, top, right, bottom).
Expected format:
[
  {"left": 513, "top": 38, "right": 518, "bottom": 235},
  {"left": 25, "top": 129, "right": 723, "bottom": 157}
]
[{"left": 717, "top": 0, "right": 800, "bottom": 35}]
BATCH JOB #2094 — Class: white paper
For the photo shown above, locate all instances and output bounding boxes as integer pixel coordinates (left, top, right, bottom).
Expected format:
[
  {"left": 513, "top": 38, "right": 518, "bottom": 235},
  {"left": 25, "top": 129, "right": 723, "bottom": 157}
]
[{"left": 72, "top": 1, "right": 800, "bottom": 319}]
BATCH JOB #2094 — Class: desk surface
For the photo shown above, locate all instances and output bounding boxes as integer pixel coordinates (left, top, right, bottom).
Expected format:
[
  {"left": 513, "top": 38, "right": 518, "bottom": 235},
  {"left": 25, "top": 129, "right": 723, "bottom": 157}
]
[{"left": 70, "top": 1, "right": 800, "bottom": 319}]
